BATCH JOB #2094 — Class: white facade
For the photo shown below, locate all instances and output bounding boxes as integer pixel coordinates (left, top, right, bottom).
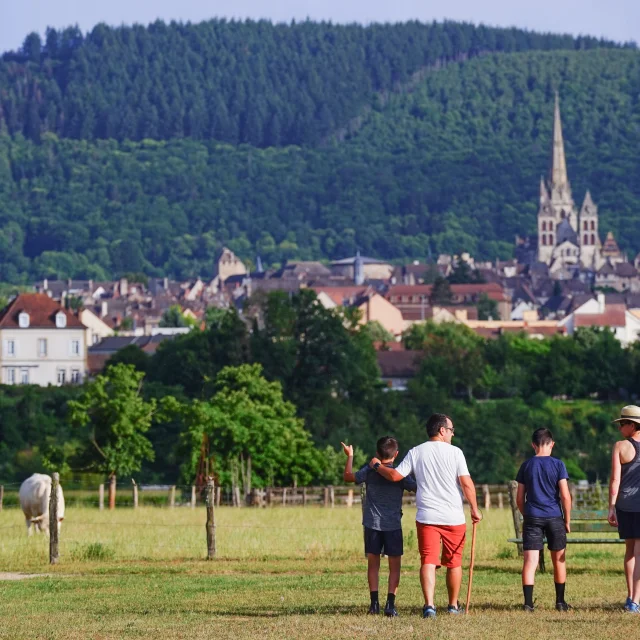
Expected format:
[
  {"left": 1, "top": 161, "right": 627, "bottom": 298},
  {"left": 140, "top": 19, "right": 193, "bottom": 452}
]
[{"left": 1, "top": 326, "right": 87, "bottom": 386}]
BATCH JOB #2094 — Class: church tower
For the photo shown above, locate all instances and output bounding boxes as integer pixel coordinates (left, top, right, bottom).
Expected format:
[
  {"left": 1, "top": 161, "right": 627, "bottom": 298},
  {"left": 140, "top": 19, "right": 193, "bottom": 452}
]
[
  {"left": 537, "top": 93, "right": 579, "bottom": 264},
  {"left": 578, "top": 190, "right": 601, "bottom": 268}
]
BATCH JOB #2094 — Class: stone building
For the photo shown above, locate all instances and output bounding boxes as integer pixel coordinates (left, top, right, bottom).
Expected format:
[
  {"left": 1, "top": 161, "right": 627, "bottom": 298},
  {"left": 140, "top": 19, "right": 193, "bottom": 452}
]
[{"left": 536, "top": 94, "right": 623, "bottom": 272}]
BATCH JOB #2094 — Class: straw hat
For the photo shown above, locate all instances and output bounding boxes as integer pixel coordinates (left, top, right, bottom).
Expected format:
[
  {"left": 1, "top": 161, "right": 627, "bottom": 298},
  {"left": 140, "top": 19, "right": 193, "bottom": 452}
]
[{"left": 613, "top": 405, "right": 640, "bottom": 425}]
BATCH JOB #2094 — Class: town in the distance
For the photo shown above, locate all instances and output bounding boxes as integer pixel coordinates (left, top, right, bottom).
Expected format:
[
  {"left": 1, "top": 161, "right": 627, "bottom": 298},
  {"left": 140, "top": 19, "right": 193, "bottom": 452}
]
[{"left": 1, "top": 93, "right": 639, "bottom": 388}]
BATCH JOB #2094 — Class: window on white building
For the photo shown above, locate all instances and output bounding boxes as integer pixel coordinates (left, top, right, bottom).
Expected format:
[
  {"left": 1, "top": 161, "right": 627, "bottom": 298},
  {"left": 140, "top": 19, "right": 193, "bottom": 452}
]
[
  {"left": 20, "top": 369, "right": 29, "bottom": 384},
  {"left": 71, "top": 369, "right": 81, "bottom": 383},
  {"left": 38, "top": 338, "right": 47, "bottom": 357},
  {"left": 57, "top": 369, "right": 66, "bottom": 385},
  {"left": 18, "top": 312, "right": 30, "bottom": 328},
  {"left": 6, "top": 368, "right": 16, "bottom": 384},
  {"left": 5, "top": 340, "right": 16, "bottom": 356},
  {"left": 55, "top": 312, "right": 67, "bottom": 328},
  {"left": 71, "top": 339, "right": 80, "bottom": 356}
]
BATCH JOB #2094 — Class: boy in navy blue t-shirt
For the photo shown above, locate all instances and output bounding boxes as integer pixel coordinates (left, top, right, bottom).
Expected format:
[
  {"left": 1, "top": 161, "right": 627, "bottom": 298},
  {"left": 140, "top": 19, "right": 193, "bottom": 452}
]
[{"left": 516, "top": 428, "right": 572, "bottom": 612}]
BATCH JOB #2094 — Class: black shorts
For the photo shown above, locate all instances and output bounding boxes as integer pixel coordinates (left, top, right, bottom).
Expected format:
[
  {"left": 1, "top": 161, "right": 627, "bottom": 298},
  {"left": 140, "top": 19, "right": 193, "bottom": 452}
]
[
  {"left": 616, "top": 509, "right": 640, "bottom": 539},
  {"left": 364, "top": 527, "right": 403, "bottom": 557},
  {"left": 522, "top": 516, "right": 567, "bottom": 551}
]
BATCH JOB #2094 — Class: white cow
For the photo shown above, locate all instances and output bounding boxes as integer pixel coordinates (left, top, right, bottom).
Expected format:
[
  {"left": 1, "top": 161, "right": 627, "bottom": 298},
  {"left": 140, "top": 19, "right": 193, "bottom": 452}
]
[{"left": 18, "top": 473, "right": 65, "bottom": 536}]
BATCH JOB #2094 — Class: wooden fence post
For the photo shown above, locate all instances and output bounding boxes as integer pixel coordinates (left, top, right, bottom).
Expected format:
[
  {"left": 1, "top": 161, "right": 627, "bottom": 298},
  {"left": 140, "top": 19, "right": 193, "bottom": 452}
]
[
  {"left": 508, "top": 480, "right": 523, "bottom": 556},
  {"left": 330, "top": 486, "right": 335, "bottom": 508},
  {"left": 324, "top": 487, "right": 329, "bottom": 507},
  {"left": 234, "top": 486, "right": 241, "bottom": 507},
  {"left": 108, "top": 475, "right": 116, "bottom": 510},
  {"left": 169, "top": 485, "right": 176, "bottom": 508},
  {"left": 282, "top": 488, "right": 287, "bottom": 506},
  {"left": 266, "top": 487, "right": 272, "bottom": 506},
  {"left": 498, "top": 492, "right": 504, "bottom": 509},
  {"left": 347, "top": 489, "right": 353, "bottom": 508},
  {"left": 483, "top": 484, "right": 491, "bottom": 510},
  {"left": 361, "top": 483, "right": 367, "bottom": 558},
  {"left": 132, "top": 479, "right": 138, "bottom": 509},
  {"left": 49, "top": 473, "right": 60, "bottom": 565},
  {"left": 215, "top": 486, "right": 221, "bottom": 507},
  {"left": 0, "top": 485, "right": 3, "bottom": 512},
  {"left": 206, "top": 479, "right": 216, "bottom": 560},
  {"left": 98, "top": 483, "right": 104, "bottom": 511},
  {"left": 191, "top": 485, "right": 196, "bottom": 508},
  {"left": 302, "top": 487, "right": 307, "bottom": 507}
]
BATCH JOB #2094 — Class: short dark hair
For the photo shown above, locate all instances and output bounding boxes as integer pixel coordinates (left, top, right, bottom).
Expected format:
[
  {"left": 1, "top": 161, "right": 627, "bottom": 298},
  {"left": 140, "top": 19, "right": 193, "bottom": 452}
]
[
  {"left": 532, "top": 428, "right": 554, "bottom": 447},
  {"left": 376, "top": 436, "right": 399, "bottom": 460},
  {"left": 426, "top": 413, "right": 451, "bottom": 438}
]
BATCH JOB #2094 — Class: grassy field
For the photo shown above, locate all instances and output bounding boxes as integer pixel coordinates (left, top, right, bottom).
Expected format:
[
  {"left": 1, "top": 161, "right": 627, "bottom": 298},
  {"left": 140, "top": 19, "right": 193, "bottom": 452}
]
[{"left": 0, "top": 505, "right": 635, "bottom": 639}]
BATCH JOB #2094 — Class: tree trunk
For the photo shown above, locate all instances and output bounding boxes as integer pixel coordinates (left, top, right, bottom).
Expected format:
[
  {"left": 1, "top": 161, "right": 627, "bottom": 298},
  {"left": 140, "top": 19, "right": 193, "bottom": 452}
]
[{"left": 109, "top": 474, "right": 116, "bottom": 510}]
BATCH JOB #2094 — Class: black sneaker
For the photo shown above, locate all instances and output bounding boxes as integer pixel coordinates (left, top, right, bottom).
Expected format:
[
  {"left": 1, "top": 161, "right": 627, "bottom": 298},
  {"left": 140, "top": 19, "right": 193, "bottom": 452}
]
[
  {"left": 368, "top": 602, "right": 380, "bottom": 615},
  {"left": 523, "top": 604, "right": 535, "bottom": 612},
  {"left": 384, "top": 601, "right": 398, "bottom": 617},
  {"left": 422, "top": 605, "right": 437, "bottom": 619},
  {"left": 555, "top": 602, "right": 571, "bottom": 612}
]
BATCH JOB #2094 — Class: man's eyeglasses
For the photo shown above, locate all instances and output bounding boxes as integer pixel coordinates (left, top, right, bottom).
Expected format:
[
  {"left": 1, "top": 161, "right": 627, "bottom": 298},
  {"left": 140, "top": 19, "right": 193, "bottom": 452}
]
[
  {"left": 618, "top": 420, "right": 636, "bottom": 429},
  {"left": 443, "top": 426, "right": 455, "bottom": 434}
]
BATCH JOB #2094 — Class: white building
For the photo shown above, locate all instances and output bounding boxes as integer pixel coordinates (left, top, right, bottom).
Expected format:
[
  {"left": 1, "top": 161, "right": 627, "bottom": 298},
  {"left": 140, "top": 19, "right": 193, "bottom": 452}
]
[
  {"left": 0, "top": 294, "right": 88, "bottom": 386},
  {"left": 559, "top": 293, "right": 640, "bottom": 346}
]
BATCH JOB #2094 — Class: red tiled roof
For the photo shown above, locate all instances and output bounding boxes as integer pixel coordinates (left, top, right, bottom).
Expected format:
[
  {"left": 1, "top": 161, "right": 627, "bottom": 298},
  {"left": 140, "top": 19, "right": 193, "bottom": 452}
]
[
  {"left": 0, "top": 294, "right": 85, "bottom": 329},
  {"left": 387, "top": 283, "right": 508, "bottom": 303},
  {"left": 312, "top": 286, "right": 368, "bottom": 306},
  {"left": 574, "top": 306, "right": 626, "bottom": 328},
  {"left": 377, "top": 350, "right": 423, "bottom": 377}
]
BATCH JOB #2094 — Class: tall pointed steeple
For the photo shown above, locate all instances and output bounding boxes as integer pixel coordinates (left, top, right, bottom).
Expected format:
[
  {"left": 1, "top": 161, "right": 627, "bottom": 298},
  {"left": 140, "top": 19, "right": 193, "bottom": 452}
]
[{"left": 550, "top": 92, "right": 569, "bottom": 190}]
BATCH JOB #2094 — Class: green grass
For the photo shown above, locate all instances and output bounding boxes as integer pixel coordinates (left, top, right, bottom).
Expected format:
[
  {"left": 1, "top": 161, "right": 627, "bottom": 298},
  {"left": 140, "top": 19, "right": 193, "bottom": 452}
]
[{"left": 0, "top": 506, "right": 634, "bottom": 639}]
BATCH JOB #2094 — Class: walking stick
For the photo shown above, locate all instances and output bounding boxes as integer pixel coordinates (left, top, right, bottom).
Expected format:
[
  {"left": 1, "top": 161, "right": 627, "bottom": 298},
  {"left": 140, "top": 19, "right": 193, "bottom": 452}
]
[{"left": 465, "top": 521, "right": 478, "bottom": 614}]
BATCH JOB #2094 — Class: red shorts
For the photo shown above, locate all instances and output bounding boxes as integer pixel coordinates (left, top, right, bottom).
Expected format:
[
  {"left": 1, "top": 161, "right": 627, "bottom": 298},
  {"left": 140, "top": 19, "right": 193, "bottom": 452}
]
[{"left": 417, "top": 522, "right": 466, "bottom": 568}]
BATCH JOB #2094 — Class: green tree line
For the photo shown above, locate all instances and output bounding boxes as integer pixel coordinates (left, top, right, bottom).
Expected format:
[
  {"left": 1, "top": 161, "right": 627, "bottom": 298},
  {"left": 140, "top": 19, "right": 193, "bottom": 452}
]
[
  {"left": 1, "top": 48, "right": 639, "bottom": 283},
  {"left": 0, "top": 291, "right": 634, "bottom": 485},
  {"left": 1, "top": 20, "right": 625, "bottom": 147}
]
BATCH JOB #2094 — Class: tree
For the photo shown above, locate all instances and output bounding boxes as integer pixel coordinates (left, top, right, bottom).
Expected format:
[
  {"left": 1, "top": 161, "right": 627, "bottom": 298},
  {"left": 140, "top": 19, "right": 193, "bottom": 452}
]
[
  {"left": 429, "top": 277, "right": 453, "bottom": 305},
  {"left": 68, "top": 364, "right": 156, "bottom": 507},
  {"left": 404, "top": 321, "right": 485, "bottom": 398},
  {"left": 476, "top": 293, "right": 499, "bottom": 320},
  {"left": 160, "top": 305, "right": 187, "bottom": 327},
  {"left": 162, "top": 363, "right": 322, "bottom": 493}
]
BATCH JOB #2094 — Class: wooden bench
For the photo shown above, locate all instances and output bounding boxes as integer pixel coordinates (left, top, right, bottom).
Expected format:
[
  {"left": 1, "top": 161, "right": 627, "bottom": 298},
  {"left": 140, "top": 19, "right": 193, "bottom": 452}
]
[{"left": 507, "top": 481, "right": 622, "bottom": 572}]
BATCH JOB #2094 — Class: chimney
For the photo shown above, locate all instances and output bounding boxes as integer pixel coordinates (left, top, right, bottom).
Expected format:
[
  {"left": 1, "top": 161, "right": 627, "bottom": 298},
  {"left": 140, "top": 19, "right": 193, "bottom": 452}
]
[
  {"left": 88, "top": 279, "right": 93, "bottom": 293},
  {"left": 163, "top": 277, "right": 169, "bottom": 290},
  {"left": 597, "top": 292, "right": 605, "bottom": 313},
  {"left": 100, "top": 300, "right": 108, "bottom": 318},
  {"left": 120, "top": 277, "right": 128, "bottom": 297},
  {"left": 43, "top": 278, "right": 48, "bottom": 291}
]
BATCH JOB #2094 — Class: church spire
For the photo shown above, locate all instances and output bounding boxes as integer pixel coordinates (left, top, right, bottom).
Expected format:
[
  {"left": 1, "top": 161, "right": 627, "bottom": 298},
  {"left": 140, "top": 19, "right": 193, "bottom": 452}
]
[{"left": 551, "top": 92, "right": 569, "bottom": 190}]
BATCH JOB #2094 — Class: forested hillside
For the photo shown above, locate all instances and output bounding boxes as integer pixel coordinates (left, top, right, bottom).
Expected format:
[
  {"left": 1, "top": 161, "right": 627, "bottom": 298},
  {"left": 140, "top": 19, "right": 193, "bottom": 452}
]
[
  {"left": 0, "top": 20, "right": 621, "bottom": 147},
  {"left": 0, "top": 21, "right": 639, "bottom": 283}
]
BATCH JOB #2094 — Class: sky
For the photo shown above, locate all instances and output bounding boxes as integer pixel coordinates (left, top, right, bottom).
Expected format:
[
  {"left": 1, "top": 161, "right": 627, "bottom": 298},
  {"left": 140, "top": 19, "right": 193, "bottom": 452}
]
[{"left": 2, "top": 0, "right": 639, "bottom": 53}]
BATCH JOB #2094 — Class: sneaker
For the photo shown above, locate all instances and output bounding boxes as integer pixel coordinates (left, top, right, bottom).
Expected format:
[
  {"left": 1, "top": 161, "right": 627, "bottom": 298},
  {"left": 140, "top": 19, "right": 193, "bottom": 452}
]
[
  {"left": 523, "top": 604, "right": 535, "bottom": 612},
  {"left": 624, "top": 597, "right": 634, "bottom": 611},
  {"left": 555, "top": 602, "right": 571, "bottom": 612},
  {"left": 625, "top": 601, "right": 640, "bottom": 614},
  {"left": 422, "top": 605, "right": 437, "bottom": 619},
  {"left": 447, "top": 604, "right": 463, "bottom": 615},
  {"left": 384, "top": 601, "right": 398, "bottom": 617},
  {"left": 367, "top": 602, "right": 380, "bottom": 615}
]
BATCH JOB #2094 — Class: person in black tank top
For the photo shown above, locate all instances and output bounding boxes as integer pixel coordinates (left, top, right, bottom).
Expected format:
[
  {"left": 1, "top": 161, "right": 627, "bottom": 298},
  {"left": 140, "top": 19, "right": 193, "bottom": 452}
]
[{"left": 609, "top": 405, "right": 640, "bottom": 613}]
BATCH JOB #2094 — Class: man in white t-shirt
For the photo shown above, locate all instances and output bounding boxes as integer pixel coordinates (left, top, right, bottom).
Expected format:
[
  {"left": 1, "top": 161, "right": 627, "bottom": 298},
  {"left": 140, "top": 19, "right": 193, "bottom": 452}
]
[{"left": 370, "top": 413, "right": 482, "bottom": 618}]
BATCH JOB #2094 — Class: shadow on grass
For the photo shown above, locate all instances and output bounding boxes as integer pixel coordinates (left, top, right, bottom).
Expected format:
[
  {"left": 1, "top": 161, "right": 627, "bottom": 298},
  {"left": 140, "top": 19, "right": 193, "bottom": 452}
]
[{"left": 474, "top": 563, "right": 623, "bottom": 576}]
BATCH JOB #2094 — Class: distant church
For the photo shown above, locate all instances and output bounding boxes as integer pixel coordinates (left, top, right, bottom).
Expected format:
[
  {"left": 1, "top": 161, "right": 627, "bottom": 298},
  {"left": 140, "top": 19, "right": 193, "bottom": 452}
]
[{"left": 536, "top": 93, "right": 624, "bottom": 273}]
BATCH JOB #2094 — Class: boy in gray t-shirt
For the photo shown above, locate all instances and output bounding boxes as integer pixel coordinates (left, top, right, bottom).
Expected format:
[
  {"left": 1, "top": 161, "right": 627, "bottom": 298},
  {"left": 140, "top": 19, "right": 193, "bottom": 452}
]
[{"left": 342, "top": 437, "right": 416, "bottom": 617}]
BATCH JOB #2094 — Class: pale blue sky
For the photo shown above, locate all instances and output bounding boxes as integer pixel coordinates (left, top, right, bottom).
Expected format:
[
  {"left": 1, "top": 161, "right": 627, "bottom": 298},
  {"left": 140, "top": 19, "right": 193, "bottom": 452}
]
[{"left": 2, "top": 0, "right": 638, "bottom": 53}]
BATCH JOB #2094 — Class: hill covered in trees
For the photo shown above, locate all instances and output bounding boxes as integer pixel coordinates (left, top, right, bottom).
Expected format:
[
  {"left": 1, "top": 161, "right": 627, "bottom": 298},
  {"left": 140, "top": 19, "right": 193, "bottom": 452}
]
[{"left": 0, "top": 20, "right": 638, "bottom": 282}]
